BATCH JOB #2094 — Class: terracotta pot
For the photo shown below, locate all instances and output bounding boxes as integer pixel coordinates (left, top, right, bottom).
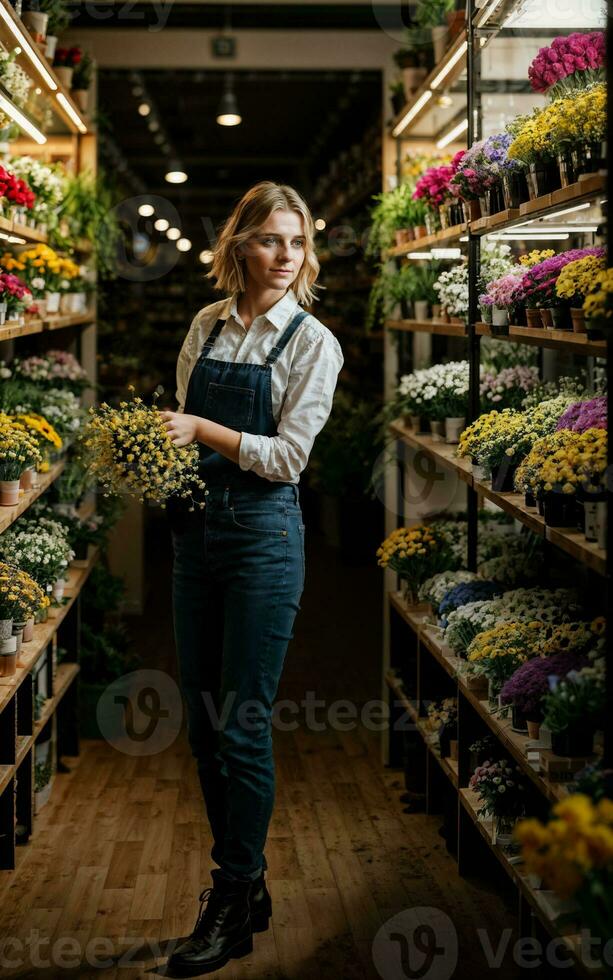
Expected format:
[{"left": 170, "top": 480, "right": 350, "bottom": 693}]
[
  {"left": 525, "top": 308, "right": 542, "bottom": 328},
  {"left": 19, "top": 468, "right": 37, "bottom": 491},
  {"left": 413, "top": 225, "right": 428, "bottom": 239},
  {"left": 395, "top": 229, "right": 413, "bottom": 246},
  {"left": 0, "top": 479, "right": 20, "bottom": 506},
  {"left": 540, "top": 308, "right": 553, "bottom": 328},
  {"left": 527, "top": 719, "right": 541, "bottom": 740},
  {"left": 570, "top": 308, "right": 586, "bottom": 333}
]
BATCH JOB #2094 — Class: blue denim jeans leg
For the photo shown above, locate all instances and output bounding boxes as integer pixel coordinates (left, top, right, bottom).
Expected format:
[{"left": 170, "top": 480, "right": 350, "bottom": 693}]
[{"left": 171, "top": 483, "right": 305, "bottom": 883}]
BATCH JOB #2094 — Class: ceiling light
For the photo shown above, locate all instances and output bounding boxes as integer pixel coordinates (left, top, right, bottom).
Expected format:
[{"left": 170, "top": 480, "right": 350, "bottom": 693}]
[
  {"left": 138, "top": 103, "right": 151, "bottom": 116},
  {"left": 217, "top": 91, "right": 241, "bottom": 126},
  {"left": 165, "top": 170, "right": 188, "bottom": 184},
  {"left": 56, "top": 92, "right": 87, "bottom": 133},
  {"left": 0, "top": 92, "right": 46, "bottom": 143},
  {"left": 0, "top": 3, "right": 57, "bottom": 90},
  {"left": 392, "top": 90, "right": 433, "bottom": 137},
  {"left": 155, "top": 218, "right": 170, "bottom": 231},
  {"left": 430, "top": 41, "right": 468, "bottom": 90},
  {"left": 177, "top": 238, "right": 192, "bottom": 252},
  {"left": 199, "top": 249, "right": 214, "bottom": 264},
  {"left": 436, "top": 117, "right": 468, "bottom": 149},
  {"left": 167, "top": 227, "right": 181, "bottom": 240},
  {"left": 315, "top": 218, "right": 326, "bottom": 231},
  {"left": 138, "top": 204, "right": 154, "bottom": 217}
]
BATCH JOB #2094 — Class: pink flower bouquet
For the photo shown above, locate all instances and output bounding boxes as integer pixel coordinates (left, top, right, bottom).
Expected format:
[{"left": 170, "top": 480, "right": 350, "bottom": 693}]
[
  {"left": 0, "top": 270, "right": 33, "bottom": 319},
  {"left": 480, "top": 272, "right": 525, "bottom": 311},
  {"left": 413, "top": 160, "right": 460, "bottom": 210},
  {"left": 528, "top": 32, "right": 606, "bottom": 97}
]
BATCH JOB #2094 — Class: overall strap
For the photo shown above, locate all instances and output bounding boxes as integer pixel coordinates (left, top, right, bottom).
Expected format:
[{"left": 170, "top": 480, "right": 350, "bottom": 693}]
[
  {"left": 199, "top": 318, "right": 226, "bottom": 359},
  {"left": 265, "top": 310, "right": 310, "bottom": 366}
]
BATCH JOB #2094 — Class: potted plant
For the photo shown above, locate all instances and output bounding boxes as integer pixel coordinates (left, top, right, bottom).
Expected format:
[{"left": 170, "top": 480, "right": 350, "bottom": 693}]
[
  {"left": 21, "top": 0, "right": 49, "bottom": 43},
  {"left": 52, "top": 45, "right": 81, "bottom": 88},
  {"left": 376, "top": 522, "right": 453, "bottom": 606},
  {"left": 414, "top": 0, "right": 454, "bottom": 62},
  {"left": 542, "top": 654, "right": 605, "bottom": 758},
  {"left": 0, "top": 417, "right": 41, "bottom": 505},
  {"left": 39, "top": 0, "right": 71, "bottom": 60},
  {"left": 70, "top": 50, "right": 93, "bottom": 113},
  {"left": 500, "top": 648, "right": 588, "bottom": 737},
  {"left": 0, "top": 271, "right": 33, "bottom": 325},
  {"left": 555, "top": 254, "right": 606, "bottom": 333},
  {"left": 426, "top": 697, "right": 458, "bottom": 758},
  {"left": 466, "top": 620, "right": 546, "bottom": 703},
  {"left": 469, "top": 758, "right": 527, "bottom": 847}
]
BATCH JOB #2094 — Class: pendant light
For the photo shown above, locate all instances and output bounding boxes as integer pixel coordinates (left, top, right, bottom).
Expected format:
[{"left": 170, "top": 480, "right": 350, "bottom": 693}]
[{"left": 217, "top": 73, "right": 241, "bottom": 127}]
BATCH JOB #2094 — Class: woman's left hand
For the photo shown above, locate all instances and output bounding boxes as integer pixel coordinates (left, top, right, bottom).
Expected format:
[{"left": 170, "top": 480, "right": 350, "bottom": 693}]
[{"left": 160, "top": 411, "right": 200, "bottom": 447}]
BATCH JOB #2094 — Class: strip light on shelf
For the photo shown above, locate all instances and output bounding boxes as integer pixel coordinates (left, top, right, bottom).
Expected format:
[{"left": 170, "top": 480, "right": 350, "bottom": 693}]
[
  {"left": 406, "top": 251, "right": 433, "bottom": 260},
  {"left": 542, "top": 203, "right": 592, "bottom": 220},
  {"left": 429, "top": 41, "right": 468, "bottom": 90},
  {"left": 432, "top": 247, "right": 462, "bottom": 259},
  {"left": 436, "top": 117, "right": 468, "bottom": 148},
  {"left": 490, "top": 233, "right": 570, "bottom": 241},
  {"left": 392, "top": 90, "right": 433, "bottom": 137},
  {"left": 0, "top": 92, "right": 46, "bottom": 143},
  {"left": 56, "top": 92, "right": 87, "bottom": 134},
  {"left": 475, "top": 0, "right": 504, "bottom": 28},
  {"left": 0, "top": 3, "right": 57, "bottom": 90}
]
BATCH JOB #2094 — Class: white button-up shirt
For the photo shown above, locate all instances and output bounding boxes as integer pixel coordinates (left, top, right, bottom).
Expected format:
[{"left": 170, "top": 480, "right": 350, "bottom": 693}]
[{"left": 175, "top": 288, "right": 344, "bottom": 484}]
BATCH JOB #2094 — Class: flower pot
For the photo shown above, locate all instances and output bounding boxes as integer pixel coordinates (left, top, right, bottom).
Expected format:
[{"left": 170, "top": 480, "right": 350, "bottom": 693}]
[
  {"left": 12, "top": 621, "right": 23, "bottom": 654},
  {"left": 527, "top": 160, "right": 560, "bottom": 199},
  {"left": 444, "top": 417, "right": 465, "bottom": 444},
  {"left": 0, "top": 479, "right": 20, "bottom": 506},
  {"left": 511, "top": 704, "right": 529, "bottom": 734},
  {"left": 0, "top": 301, "right": 6, "bottom": 326},
  {"left": 501, "top": 171, "right": 528, "bottom": 209},
  {"left": 424, "top": 212, "right": 437, "bottom": 236},
  {"left": 402, "top": 66, "right": 427, "bottom": 98},
  {"left": 52, "top": 577, "right": 66, "bottom": 602},
  {"left": 480, "top": 304, "right": 493, "bottom": 324},
  {"left": 45, "top": 34, "right": 58, "bottom": 60},
  {"left": 540, "top": 308, "right": 553, "bottom": 329},
  {"left": 430, "top": 420, "right": 444, "bottom": 443},
  {"left": 583, "top": 492, "right": 606, "bottom": 543},
  {"left": 527, "top": 719, "right": 541, "bottom": 740},
  {"left": 551, "top": 728, "right": 594, "bottom": 758},
  {"left": 550, "top": 305, "right": 571, "bottom": 330},
  {"left": 491, "top": 306, "right": 509, "bottom": 335},
  {"left": 524, "top": 491, "right": 536, "bottom": 508},
  {"left": 413, "top": 225, "right": 428, "bottom": 239},
  {"left": 525, "top": 308, "right": 542, "bottom": 328},
  {"left": 490, "top": 460, "right": 516, "bottom": 493},
  {"left": 55, "top": 66, "right": 74, "bottom": 88},
  {"left": 19, "top": 467, "right": 36, "bottom": 491},
  {"left": 431, "top": 24, "right": 448, "bottom": 61},
  {"left": 45, "top": 292, "right": 60, "bottom": 314},
  {"left": 557, "top": 152, "right": 576, "bottom": 188},
  {"left": 22, "top": 9, "right": 48, "bottom": 40},
  {"left": 72, "top": 89, "right": 89, "bottom": 113},
  {"left": 472, "top": 461, "right": 489, "bottom": 482},
  {"left": 401, "top": 582, "right": 418, "bottom": 606},
  {"left": 570, "top": 308, "right": 586, "bottom": 333},
  {"left": 414, "top": 300, "right": 429, "bottom": 321},
  {"left": 0, "top": 618, "right": 12, "bottom": 641},
  {"left": 409, "top": 415, "right": 423, "bottom": 433},
  {"left": 395, "top": 228, "right": 413, "bottom": 246},
  {"left": 431, "top": 303, "right": 442, "bottom": 319},
  {"left": 22, "top": 616, "right": 34, "bottom": 642},
  {"left": 0, "top": 636, "right": 17, "bottom": 677},
  {"left": 488, "top": 183, "right": 505, "bottom": 215},
  {"left": 542, "top": 491, "right": 576, "bottom": 528}
]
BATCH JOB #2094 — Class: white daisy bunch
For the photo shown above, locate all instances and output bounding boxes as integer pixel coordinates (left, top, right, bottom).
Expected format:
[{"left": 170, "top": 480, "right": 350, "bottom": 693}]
[
  {"left": 1, "top": 523, "right": 74, "bottom": 591},
  {"left": 434, "top": 264, "right": 468, "bottom": 318},
  {"left": 0, "top": 51, "right": 32, "bottom": 107},
  {"left": 397, "top": 361, "right": 469, "bottom": 419},
  {"left": 418, "top": 569, "right": 479, "bottom": 610}
]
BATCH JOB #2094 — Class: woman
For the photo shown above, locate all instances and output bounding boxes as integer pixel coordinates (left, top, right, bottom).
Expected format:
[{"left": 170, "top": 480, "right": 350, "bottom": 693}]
[{"left": 160, "top": 181, "right": 344, "bottom": 975}]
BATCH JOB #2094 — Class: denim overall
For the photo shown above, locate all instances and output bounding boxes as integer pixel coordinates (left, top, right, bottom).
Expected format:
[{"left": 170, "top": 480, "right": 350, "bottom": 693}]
[{"left": 171, "top": 308, "right": 308, "bottom": 884}]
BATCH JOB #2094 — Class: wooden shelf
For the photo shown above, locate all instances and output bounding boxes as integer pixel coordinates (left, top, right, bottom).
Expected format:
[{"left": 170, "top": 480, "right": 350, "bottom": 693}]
[
  {"left": 386, "top": 318, "right": 467, "bottom": 338},
  {"left": 44, "top": 310, "right": 96, "bottom": 332},
  {"left": 0, "top": 459, "right": 65, "bottom": 535},
  {"left": 33, "top": 663, "right": 80, "bottom": 738},
  {"left": 476, "top": 322, "right": 607, "bottom": 357},
  {"left": 0, "top": 547, "right": 99, "bottom": 717},
  {"left": 0, "top": 309, "right": 95, "bottom": 342},
  {"left": 0, "top": 317, "right": 44, "bottom": 341},
  {"left": 389, "top": 30, "right": 468, "bottom": 138},
  {"left": 389, "top": 420, "right": 606, "bottom": 576},
  {"left": 387, "top": 223, "right": 466, "bottom": 258}
]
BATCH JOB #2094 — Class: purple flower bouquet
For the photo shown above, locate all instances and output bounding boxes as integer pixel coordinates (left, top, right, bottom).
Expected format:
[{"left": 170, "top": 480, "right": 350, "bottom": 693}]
[
  {"left": 556, "top": 396, "right": 608, "bottom": 434},
  {"left": 500, "top": 649, "right": 587, "bottom": 719}
]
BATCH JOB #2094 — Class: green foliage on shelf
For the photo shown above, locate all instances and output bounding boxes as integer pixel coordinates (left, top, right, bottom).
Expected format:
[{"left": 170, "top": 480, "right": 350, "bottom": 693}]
[
  {"left": 414, "top": 0, "right": 454, "bottom": 28},
  {"left": 54, "top": 168, "right": 122, "bottom": 280},
  {"left": 79, "top": 621, "right": 140, "bottom": 684},
  {"left": 307, "top": 389, "right": 384, "bottom": 498},
  {"left": 366, "top": 184, "right": 427, "bottom": 258},
  {"left": 38, "top": 0, "right": 72, "bottom": 36},
  {"left": 71, "top": 52, "right": 93, "bottom": 91},
  {"left": 34, "top": 758, "right": 54, "bottom": 792}
]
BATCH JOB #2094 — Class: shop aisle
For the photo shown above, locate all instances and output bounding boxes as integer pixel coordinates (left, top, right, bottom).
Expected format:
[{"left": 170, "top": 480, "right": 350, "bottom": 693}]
[{"left": 0, "top": 513, "right": 517, "bottom": 980}]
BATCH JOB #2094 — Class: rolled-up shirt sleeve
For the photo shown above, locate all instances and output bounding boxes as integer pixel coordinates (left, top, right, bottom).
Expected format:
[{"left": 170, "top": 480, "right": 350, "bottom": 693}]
[
  {"left": 238, "top": 329, "right": 344, "bottom": 482},
  {"left": 175, "top": 313, "right": 200, "bottom": 413}
]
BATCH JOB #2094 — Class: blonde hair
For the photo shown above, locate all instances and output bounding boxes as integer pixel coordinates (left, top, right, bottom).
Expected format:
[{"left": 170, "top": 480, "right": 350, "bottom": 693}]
[{"left": 205, "top": 181, "right": 322, "bottom": 307}]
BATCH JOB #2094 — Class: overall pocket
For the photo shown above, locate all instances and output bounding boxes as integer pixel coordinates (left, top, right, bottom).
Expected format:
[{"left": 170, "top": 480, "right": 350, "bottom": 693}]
[{"left": 203, "top": 382, "right": 255, "bottom": 428}]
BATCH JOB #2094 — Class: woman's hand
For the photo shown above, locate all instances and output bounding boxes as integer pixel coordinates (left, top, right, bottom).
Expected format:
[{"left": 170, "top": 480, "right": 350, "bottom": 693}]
[{"left": 160, "top": 411, "right": 200, "bottom": 447}]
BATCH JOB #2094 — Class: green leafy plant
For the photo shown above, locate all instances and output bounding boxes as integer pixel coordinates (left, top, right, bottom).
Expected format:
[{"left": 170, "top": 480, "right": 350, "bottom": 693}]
[
  {"left": 71, "top": 51, "right": 93, "bottom": 91},
  {"left": 415, "top": 0, "right": 454, "bottom": 27},
  {"left": 54, "top": 168, "right": 122, "bottom": 280},
  {"left": 39, "top": 0, "right": 72, "bottom": 35},
  {"left": 79, "top": 621, "right": 140, "bottom": 684}
]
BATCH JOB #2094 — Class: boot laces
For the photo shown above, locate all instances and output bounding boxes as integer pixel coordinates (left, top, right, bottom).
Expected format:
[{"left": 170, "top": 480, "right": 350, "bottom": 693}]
[{"left": 193, "top": 887, "right": 218, "bottom": 938}]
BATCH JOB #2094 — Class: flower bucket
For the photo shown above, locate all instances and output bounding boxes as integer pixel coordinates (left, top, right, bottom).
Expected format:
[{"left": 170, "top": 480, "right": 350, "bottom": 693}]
[
  {"left": 0, "top": 301, "right": 6, "bottom": 326},
  {"left": 471, "top": 461, "right": 489, "bottom": 482},
  {"left": 22, "top": 616, "right": 35, "bottom": 642},
  {"left": 478, "top": 194, "right": 491, "bottom": 217},
  {"left": 491, "top": 306, "right": 509, "bottom": 336},
  {"left": 581, "top": 492, "right": 605, "bottom": 543},
  {"left": 511, "top": 705, "right": 529, "bottom": 734},
  {"left": 0, "top": 636, "right": 17, "bottom": 677},
  {"left": 431, "top": 303, "right": 442, "bottom": 319},
  {"left": 409, "top": 414, "right": 422, "bottom": 432},
  {"left": 488, "top": 183, "right": 505, "bottom": 215},
  {"left": 557, "top": 152, "right": 576, "bottom": 188},
  {"left": 495, "top": 817, "right": 515, "bottom": 850},
  {"left": 414, "top": 300, "right": 429, "bottom": 321},
  {"left": 501, "top": 171, "right": 527, "bottom": 209},
  {"left": 524, "top": 491, "right": 536, "bottom": 508},
  {"left": 45, "top": 34, "right": 58, "bottom": 59},
  {"left": 480, "top": 304, "right": 492, "bottom": 324},
  {"left": 0, "top": 618, "right": 12, "bottom": 641},
  {"left": 526, "top": 719, "right": 541, "bottom": 740},
  {"left": 45, "top": 292, "right": 61, "bottom": 314},
  {"left": 55, "top": 66, "right": 74, "bottom": 88},
  {"left": 542, "top": 491, "right": 576, "bottom": 528},
  {"left": 12, "top": 621, "right": 23, "bottom": 654},
  {"left": 430, "top": 420, "right": 444, "bottom": 443},
  {"left": 424, "top": 212, "right": 437, "bottom": 236},
  {"left": 550, "top": 306, "right": 570, "bottom": 330},
  {"left": 52, "top": 577, "right": 66, "bottom": 602},
  {"left": 19, "top": 467, "right": 36, "bottom": 491},
  {"left": 527, "top": 160, "right": 560, "bottom": 199},
  {"left": 0, "top": 479, "right": 20, "bottom": 506},
  {"left": 438, "top": 204, "right": 450, "bottom": 230},
  {"left": 570, "top": 308, "right": 586, "bottom": 333},
  {"left": 490, "top": 460, "right": 516, "bottom": 493},
  {"left": 536, "top": 492, "right": 544, "bottom": 516},
  {"left": 22, "top": 9, "right": 48, "bottom": 39},
  {"left": 395, "top": 228, "right": 413, "bottom": 246},
  {"left": 444, "top": 417, "right": 465, "bottom": 444},
  {"left": 525, "top": 308, "right": 542, "bottom": 328},
  {"left": 540, "top": 308, "right": 553, "bottom": 328},
  {"left": 551, "top": 728, "right": 594, "bottom": 758}
]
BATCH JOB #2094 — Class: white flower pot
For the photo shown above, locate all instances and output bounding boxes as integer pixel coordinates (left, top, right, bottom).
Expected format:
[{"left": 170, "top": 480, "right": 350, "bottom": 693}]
[
  {"left": 45, "top": 292, "right": 60, "bottom": 313},
  {"left": 22, "top": 616, "right": 35, "bottom": 642},
  {"left": 55, "top": 66, "right": 74, "bottom": 88},
  {"left": 0, "top": 479, "right": 20, "bottom": 506},
  {"left": 414, "top": 300, "right": 429, "bottom": 321},
  {"left": 52, "top": 578, "right": 66, "bottom": 601},
  {"left": 45, "top": 34, "right": 58, "bottom": 60},
  {"left": 445, "top": 417, "right": 465, "bottom": 444},
  {"left": 22, "top": 9, "right": 48, "bottom": 39},
  {"left": 0, "top": 301, "right": 6, "bottom": 325},
  {"left": 0, "top": 618, "right": 12, "bottom": 641},
  {"left": 492, "top": 306, "right": 509, "bottom": 326}
]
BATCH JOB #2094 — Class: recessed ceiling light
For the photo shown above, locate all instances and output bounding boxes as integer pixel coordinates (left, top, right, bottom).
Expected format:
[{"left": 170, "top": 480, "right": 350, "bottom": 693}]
[
  {"left": 177, "top": 238, "right": 192, "bottom": 252},
  {"left": 138, "top": 204, "right": 154, "bottom": 217},
  {"left": 167, "top": 227, "right": 181, "bottom": 240},
  {"left": 314, "top": 218, "right": 326, "bottom": 231},
  {"left": 138, "top": 103, "right": 151, "bottom": 116},
  {"left": 165, "top": 170, "right": 188, "bottom": 184},
  {"left": 199, "top": 249, "right": 214, "bottom": 263},
  {"left": 155, "top": 218, "right": 169, "bottom": 231}
]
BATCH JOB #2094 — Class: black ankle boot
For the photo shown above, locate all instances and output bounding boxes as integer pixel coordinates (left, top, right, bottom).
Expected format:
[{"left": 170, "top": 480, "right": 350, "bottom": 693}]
[
  {"left": 167, "top": 878, "right": 252, "bottom": 976},
  {"left": 249, "top": 872, "right": 272, "bottom": 932}
]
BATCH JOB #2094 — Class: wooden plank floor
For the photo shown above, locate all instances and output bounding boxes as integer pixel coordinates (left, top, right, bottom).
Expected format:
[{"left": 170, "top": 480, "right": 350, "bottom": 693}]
[{"left": 0, "top": 508, "right": 518, "bottom": 979}]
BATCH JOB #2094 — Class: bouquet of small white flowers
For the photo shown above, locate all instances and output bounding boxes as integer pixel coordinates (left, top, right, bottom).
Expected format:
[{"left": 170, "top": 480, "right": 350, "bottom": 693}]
[
  {"left": 8, "top": 156, "right": 66, "bottom": 225},
  {"left": 418, "top": 569, "right": 479, "bottom": 610},
  {"left": 1, "top": 522, "right": 75, "bottom": 592},
  {"left": 397, "top": 361, "right": 469, "bottom": 421},
  {"left": 434, "top": 264, "right": 468, "bottom": 318},
  {"left": 0, "top": 51, "right": 32, "bottom": 108}
]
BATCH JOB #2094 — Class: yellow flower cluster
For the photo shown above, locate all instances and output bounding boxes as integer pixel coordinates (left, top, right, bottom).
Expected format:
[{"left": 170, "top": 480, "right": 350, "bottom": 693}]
[
  {"left": 515, "top": 794, "right": 613, "bottom": 899},
  {"left": 556, "top": 255, "right": 606, "bottom": 303},
  {"left": 467, "top": 621, "right": 546, "bottom": 664},
  {"left": 15, "top": 413, "right": 62, "bottom": 453},
  {"left": 583, "top": 267, "right": 613, "bottom": 324},
  {"left": 518, "top": 249, "right": 556, "bottom": 268},
  {"left": 80, "top": 387, "right": 207, "bottom": 508},
  {"left": 1, "top": 244, "right": 79, "bottom": 281},
  {"left": 516, "top": 428, "right": 607, "bottom": 496},
  {"left": 0, "top": 412, "right": 42, "bottom": 479},
  {"left": 0, "top": 561, "right": 50, "bottom": 619},
  {"left": 376, "top": 524, "right": 441, "bottom": 567},
  {"left": 508, "top": 83, "right": 606, "bottom": 164}
]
